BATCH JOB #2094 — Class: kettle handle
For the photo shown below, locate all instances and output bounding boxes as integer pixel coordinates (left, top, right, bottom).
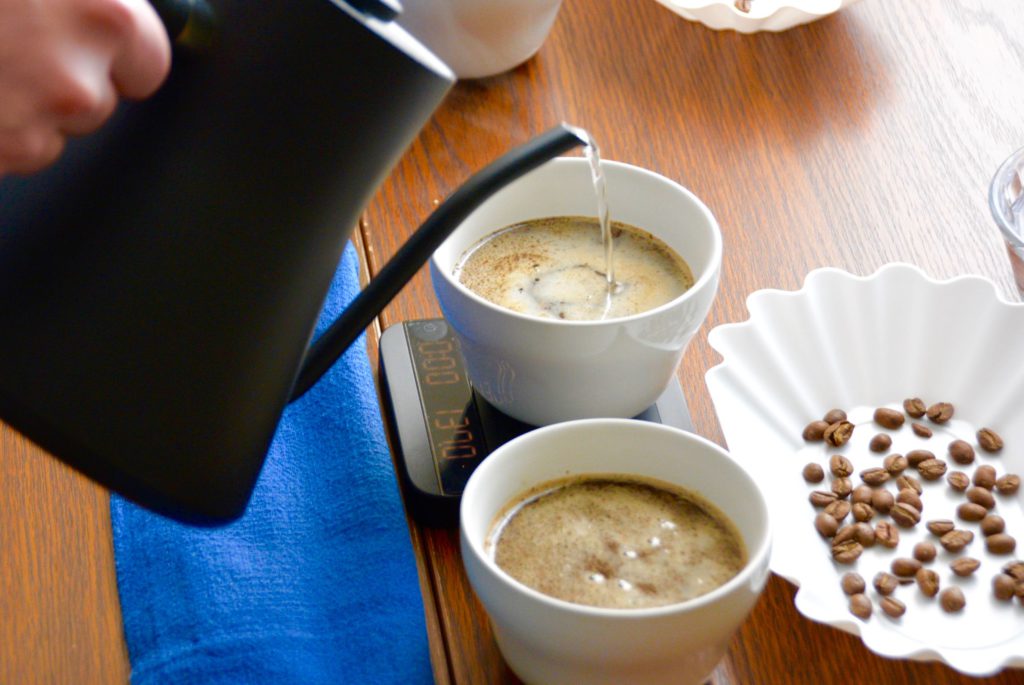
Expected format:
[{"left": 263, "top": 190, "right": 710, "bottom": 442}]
[
  {"left": 289, "top": 123, "right": 587, "bottom": 401},
  {"left": 150, "top": 0, "right": 217, "bottom": 49}
]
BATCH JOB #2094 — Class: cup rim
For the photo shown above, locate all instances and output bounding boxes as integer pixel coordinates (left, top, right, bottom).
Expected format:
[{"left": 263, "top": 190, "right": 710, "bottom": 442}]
[
  {"left": 431, "top": 158, "right": 723, "bottom": 327},
  {"left": 989, "top": 145, "right": 1024, "bottom": 247},
  {"left": 460, "top": 418, "right": 772, "bottom": 619}
]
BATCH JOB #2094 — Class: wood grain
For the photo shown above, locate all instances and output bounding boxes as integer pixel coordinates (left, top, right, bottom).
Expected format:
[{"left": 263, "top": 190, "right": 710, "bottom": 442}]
[
  {"left": 3, "top": 0, "right": 1024, "bottom": 683},
  {"left": 362, "top": 0, "right": 1024, "bottom": 683}
]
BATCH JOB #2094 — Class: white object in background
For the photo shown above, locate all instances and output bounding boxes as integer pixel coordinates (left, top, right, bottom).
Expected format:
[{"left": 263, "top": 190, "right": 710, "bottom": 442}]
[
  {"left": 396, "top": 0, "right": 563, "bottom": 79},
  {"left": 460, "top": 419, "right": 772, "bottom": 685},
  {"left": 653, "top": 0, "right": 861, "bottom": 33},
  {"left": 431, "top": 157, "right": 722, "bottom": 426},
  {"left": 705, "top": 263, "right": 1024, "bottom": 676}
]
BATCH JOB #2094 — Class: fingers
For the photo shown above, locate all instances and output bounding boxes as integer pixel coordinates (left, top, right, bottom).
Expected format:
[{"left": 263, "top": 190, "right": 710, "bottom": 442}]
[
  {"left": 109, "top": 0, "right": 172, "bottom": 99},
  {"left": 0, "top": 0, "right": 171, "bottom": 175},
  {"left": 51, "top": 47, "right": 119, "bottom": 135},
  {"left": 0, "top": 126, "right": 65, "bottom": 175}
]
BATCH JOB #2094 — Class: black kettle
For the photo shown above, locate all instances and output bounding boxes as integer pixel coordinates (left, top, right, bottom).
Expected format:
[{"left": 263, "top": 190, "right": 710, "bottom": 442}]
[{"left": 0, "top": 0, "right": 583, "bottom": 523}]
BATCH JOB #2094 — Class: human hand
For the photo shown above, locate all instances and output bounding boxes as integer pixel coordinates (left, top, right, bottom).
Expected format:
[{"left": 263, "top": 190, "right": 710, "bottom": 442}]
[{"left": 0, "top": 0, "right": 171, "bottom": 175}]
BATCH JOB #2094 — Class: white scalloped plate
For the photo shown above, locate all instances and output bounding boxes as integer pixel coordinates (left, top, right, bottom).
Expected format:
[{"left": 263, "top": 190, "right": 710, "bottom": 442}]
[
  {"left": 705, "top": 263, "right": 1024, "bottom": 676},
  {"left": 653, "top": 0, "right": 860, "bottom": 33}
]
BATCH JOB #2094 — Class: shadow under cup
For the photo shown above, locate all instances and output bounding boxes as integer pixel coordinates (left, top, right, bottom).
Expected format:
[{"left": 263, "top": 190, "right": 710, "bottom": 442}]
[
  {"left": 430, "top": 158, "right": 723, "bottom": 426},
  {"left": 460, "top": 419, "right": 772, "bottom": 685}
]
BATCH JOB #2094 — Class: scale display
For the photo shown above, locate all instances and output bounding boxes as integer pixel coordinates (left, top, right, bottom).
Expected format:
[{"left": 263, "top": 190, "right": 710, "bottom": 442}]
[{"left": 379, "top": 319, "right": 693, "bottom": 523}]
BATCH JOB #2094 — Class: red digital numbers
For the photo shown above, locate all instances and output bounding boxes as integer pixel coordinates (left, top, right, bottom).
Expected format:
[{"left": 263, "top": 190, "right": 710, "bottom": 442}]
[
  {"left": 434, "top": 409, "right": 477, "bottom": 460},
  {"left": 417, "top": 340, "right": 461, "bottom": 385}
]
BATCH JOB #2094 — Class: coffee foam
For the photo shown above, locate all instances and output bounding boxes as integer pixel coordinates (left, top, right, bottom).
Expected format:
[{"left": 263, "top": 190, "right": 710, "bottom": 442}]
[
  {"left": 454, "top": 216, "right": 693, "bottom": 321},
  {"left": 488, "top": 474, "right": 747, "bottom": 610}
]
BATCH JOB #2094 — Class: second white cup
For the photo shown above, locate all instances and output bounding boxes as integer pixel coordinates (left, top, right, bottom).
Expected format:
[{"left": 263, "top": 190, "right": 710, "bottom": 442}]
[
  {"left": 460, "top": 419, "right": 771, "bottom": 685},
  {"left": 430, "top": 157, "right": 722, "bottom": 426}
]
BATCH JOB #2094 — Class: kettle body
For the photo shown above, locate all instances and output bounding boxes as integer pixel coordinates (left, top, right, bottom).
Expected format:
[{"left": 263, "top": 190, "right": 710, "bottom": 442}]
[{"left": 0, "top": 0, "right": 454, "bottom": 522}]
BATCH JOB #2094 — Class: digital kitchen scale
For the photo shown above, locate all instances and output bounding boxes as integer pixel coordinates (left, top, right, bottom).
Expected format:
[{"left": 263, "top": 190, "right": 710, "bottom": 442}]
[{"left": 379, "top": 318, "right": 693, "bottom": 524}]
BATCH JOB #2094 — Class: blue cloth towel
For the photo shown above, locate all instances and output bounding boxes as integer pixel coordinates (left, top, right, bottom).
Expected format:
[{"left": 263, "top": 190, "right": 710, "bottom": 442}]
[{"left": 111, "top": 242, "right": 432, "bottom": 684}]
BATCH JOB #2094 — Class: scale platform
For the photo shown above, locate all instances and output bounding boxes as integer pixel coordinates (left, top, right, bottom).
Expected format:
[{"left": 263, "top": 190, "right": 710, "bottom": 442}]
[{"left": 379, "top": 318, "right": 693, "bottom": 524}]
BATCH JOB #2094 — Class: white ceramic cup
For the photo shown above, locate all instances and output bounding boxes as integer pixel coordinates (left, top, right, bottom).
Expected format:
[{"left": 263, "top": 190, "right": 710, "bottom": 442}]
[
  {"left": 396, "top": 0, "right": 563, "bottom": 79},
  {"left": 430, "top": 157, "right": 722, "bottom": 426},
  {"left": 460, "top": 419, "right": 772, "bottom": 685}
]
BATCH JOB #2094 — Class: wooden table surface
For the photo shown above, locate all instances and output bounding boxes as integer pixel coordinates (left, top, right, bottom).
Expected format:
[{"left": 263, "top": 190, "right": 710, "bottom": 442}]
[{"left": 4, "top": 0, "right": 1024, "bottom": 683}]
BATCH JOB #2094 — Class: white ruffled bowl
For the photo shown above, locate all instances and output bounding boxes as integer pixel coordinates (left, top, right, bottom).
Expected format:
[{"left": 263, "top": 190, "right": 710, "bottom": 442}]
[
  {"left": 653, "top": 0, "right": 860, "bottom": 33},
  {"left": 705, "top": 263, "right": 1024, "bottom": 676}
]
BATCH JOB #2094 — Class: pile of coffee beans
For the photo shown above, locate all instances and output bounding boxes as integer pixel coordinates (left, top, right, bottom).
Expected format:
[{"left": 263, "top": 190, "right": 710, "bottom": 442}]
[{"left": 802, "top": 399, "right": 1023, "bottom": 620}]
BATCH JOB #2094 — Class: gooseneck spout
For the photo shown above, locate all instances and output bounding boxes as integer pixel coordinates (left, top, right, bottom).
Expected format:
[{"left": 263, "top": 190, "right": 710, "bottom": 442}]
[{"left": 289, "top": 123, "right": 587, "bottom": 400}]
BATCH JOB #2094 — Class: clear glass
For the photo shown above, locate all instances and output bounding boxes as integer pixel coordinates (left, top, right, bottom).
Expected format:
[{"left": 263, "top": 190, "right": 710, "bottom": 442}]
[{"left": 989, "top": 146, "right": 1024, "bottom": 291}]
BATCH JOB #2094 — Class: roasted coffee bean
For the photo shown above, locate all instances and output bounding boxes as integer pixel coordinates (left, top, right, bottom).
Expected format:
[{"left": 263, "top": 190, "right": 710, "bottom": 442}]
[
  {"left": 916, "top": 568, "right": 940, "bottom": 597},
  {"left": 926, "top": 519, "right": 955, "bottom": 536},
  {"left": 880, "top": 596, "right": 906, "bottom": 618},
  {"left": 974, "top": 465, "right": 997, "bottom": 490},
  {"left": 824, "top": 409, "right": 847, "bottom": 424},
  {"left": 830, "top": 454, "right": 854, "bottom": 478},
  {"left": 869, "top": 434, "right": 893, "bottom": 453},
  {"left": 832, "top": 539, "right": 864, "bottom": 564},
  {"left": 874, "top": 407, "right": 905, "bottom": 430},
  {"left": 996, "top": 474, "right": 1021, "bottom": 495},
  {"left": 831, "top": 477, "right": 853, "bottom": 499},
  {"left": 948, "top": 440, "right": 975, "bottom": 465},
  {"left": 810, "top": 491, "right": 838, "bottom": 507},
  {"left": 977, "top": 427, "right": 1004, "bottom": 453},
  {"left": 875, "top": 522, "right": 900, "bottom": 548},
  {"left": 946, "top": 471, "right": 970, "bottom": 492},
  {"left": 966, "top": 486, "right": 995, "bottom": 509},
  {"left": 957, "top": 502, "right": 988, "bottom": 522},
  {"left": 913, "top": 541, "right": 937, "bottom": 563},
  {"left": 904, "top": 397, "right": 927, "bottom": 418},
  {"left": 896, "top": 488, "right": 923, "bottom": 512},
  {"left": 803, "top": 420, "right": 830, "bottom": 441},
  {"left": 824, "top": 499, "right": 851, "bottom": 522},
  {"left": 851, "top": 522, "right": 874, "bottom": 547},
  {"left": 940, "top": 587, "right": 966, "bottom": 612},
  {"left": 906, "top": 450, "right": 934, "bottom": 467},
  {"left": 841, "top": 572, "right": 865, "bottom": 595},
  {"left": 927, "top": 402, "right": 954, "bottom": 424},
  {"left": 951, "top": 557, "right": 981, "bottom": 577},
  {"left": 884, "top": 454, "right": 908, "bottom": 475},
  {"left": 852, "top": 502, "right": 874, "bottom": 523},
  {"left": 911, "top": 422, "right": 933, "bottom": 438},
  {"left": 940, "top": 529, "right": 974, "bottom": 553},
  {"left": 852, "top": 485, "right": 873, "bottom": 504},
  {"left": 873, "top": 572, "right": 898, "bottom": 595},
  {"left": 1003, "top": 561, "right": 1024, "bottom": 581},
  {"left": 896, "top": 474, "right": 922, "bottom": 494},
  {"left": 815, "top": 512, "right": 839, "bottom": 538},
  {"left": 986, "top": 534, "right": 1017, "bottom": 555},
  {"left": 892, "top": 557, "right": 922, "bottom": 577},
  {"left": 871, "top": 489, "right": 894, "bottom": 514},
  {"left": 918, "top": 458, "right": 948, "bottom": 481},
  {"left": 833, "top": 524, "right": 857, "bottom": 544},
  {"left": 993, "top": 574, "right": 1016, "bottom": 601},
  {"left": 849, "top": 593, "right": 872, "bottom": 619},
  {"left": 802, "top": 462, "right": 825, "bottom": 483},
  {"left": 860, "top": 467, "right": 890, "bottom": 486},
  {"left": 825, "top": 421, "right": 854, "bottom": 447},
  {"left": 981, "top": 514, "right": 1006, "bottom": 536},
  {"left": 891, "top": 502, "right": 921, "bottom": 528}
]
